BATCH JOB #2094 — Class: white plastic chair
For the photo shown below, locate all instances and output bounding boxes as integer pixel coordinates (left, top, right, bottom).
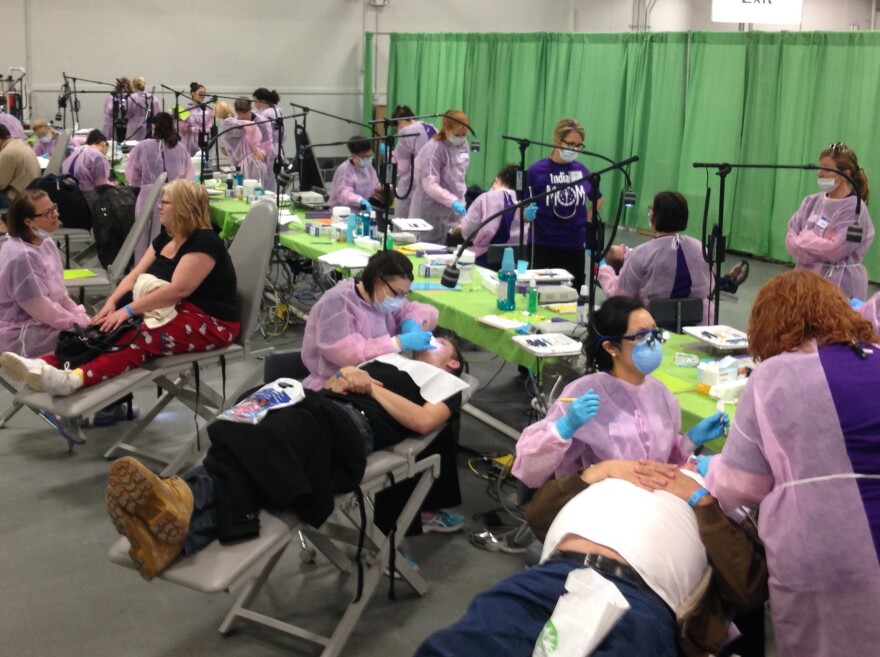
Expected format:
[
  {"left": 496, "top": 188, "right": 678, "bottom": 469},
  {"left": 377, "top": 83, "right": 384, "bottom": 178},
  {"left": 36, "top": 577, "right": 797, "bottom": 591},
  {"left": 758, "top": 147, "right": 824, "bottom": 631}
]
[{"left": 12, "top": 200, "right": 277, "bottom": 474}]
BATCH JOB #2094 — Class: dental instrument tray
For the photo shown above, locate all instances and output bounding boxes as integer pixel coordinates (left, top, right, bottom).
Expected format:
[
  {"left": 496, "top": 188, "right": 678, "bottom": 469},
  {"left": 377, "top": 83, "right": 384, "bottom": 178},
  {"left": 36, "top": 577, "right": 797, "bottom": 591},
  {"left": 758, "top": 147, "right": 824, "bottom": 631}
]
[
  {"left": 516, "top": 268, "right": 574, "bottom": 284},
  {"left": 512, "top": 332, "right": 583, "bottom": 357},
  {"left": 682, "top": 325, "right": 749, "bottom": 351}
]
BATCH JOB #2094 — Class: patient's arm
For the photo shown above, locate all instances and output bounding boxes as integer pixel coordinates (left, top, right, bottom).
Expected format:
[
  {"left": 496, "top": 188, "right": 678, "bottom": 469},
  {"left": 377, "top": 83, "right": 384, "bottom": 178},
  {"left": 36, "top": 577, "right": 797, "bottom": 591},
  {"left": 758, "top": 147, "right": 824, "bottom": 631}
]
[{"left": 369, "top": 384, "right": 452, "bottom": 435}]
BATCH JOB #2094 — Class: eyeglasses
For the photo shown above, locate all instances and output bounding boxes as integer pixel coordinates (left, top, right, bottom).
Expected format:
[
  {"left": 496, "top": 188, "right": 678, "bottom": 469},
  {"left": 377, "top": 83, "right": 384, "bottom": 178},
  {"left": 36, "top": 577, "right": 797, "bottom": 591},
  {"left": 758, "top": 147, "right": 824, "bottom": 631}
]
[
  {"left": 382, "top": 278, "right": 410, "bottom": 299},
  {"left": 829, "top": 142, "right": 850, "bottom": 154},
  {"left": 620, "top": 327, "right": 668, "bottom": 346},
  {"left": 32, "top": 203, "right": 58, "bottom": 219},
  {"left": 560, "top": 139, "right": 583, "bottom": 150}
]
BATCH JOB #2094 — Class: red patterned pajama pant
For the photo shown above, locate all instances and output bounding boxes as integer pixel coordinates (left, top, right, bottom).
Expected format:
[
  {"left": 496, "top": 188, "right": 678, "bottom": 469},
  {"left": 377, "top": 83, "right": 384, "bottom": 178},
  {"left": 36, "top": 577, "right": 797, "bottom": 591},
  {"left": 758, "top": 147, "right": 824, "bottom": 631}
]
[{"left": 43, "top": 302, "right": 241, "bottom": 387}]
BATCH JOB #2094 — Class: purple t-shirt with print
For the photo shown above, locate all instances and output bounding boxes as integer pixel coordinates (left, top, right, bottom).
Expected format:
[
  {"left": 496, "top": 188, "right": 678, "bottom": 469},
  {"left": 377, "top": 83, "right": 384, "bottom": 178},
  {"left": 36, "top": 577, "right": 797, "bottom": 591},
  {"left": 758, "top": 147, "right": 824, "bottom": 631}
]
[{"left": 527, "top": 158, "right": 598, "bottom": 249}]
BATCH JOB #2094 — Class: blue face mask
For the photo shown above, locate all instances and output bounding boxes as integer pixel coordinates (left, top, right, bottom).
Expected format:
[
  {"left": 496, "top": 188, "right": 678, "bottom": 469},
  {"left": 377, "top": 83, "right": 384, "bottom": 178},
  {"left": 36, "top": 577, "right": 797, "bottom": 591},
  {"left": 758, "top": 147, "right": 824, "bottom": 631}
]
[
  {"left": 375, "top": 295, "right": 405, "bottom": 314},
  {"left": 631, "top": 338, "right": 663, "bottom": 374},
  {"left": 358, "top": 156, "right": 373, "bottom": 169}
]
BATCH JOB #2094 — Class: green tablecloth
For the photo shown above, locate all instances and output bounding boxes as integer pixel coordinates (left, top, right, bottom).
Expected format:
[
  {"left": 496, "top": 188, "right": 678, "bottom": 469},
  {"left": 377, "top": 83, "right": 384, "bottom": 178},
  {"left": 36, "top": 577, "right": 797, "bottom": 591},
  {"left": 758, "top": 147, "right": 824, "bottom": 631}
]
[{"left": 209, "top": 198, "right": 253, "bottom": 239}]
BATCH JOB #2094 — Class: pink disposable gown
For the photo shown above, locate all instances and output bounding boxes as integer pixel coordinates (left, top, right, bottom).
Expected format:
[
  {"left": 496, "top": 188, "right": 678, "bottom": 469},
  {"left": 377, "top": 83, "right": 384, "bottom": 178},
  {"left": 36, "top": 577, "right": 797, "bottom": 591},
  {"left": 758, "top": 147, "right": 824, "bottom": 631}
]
[
  {"left": 706, "top": 342, "right": 880, "bottom": 657},
  {"left": 0, "top": 237, "right": 89, "bottom": 356},
  {"left": 180, "top": 104, "right": 214, "bottom": 157},
  {"left": 125, "top": 92, "right": 160, "bottom": 141},
  {"left": 858, "top": 291, "right": 880, "bottom": 335},
  {"left": 408, "top": 138, "right": 470, "bottom": 243},
  {"left": 459, "top": 188, "right": 525, "bottom": 267},
  {"left": 103, "top": 94, "right": 127, "bottom": 141},
  {"left": 328, "top": 159, "right": 380, "bottom": 210},
  {"left": 392, "top": 121, "right": 432, "bottom": 218},
  {"left": 125, "top": 138, "right": 195, "bottom": 261},
  {"left": 220, "top": 118, "right": 267, "bottom": 189},
  {"left": 300, "top": 279, "right": 439, "bottom": 391},
  {"left": 598, "top": 234, "right": 713, "bottom": 323},
  {"left": 0, "top": 113, "right": 25, "bottom": 140},
  {"left": 785, "top": 192, "right": 875, "bottom": 299},
  {"left": 512, "top": 371, "right": 695, "bottom": 489},
  {"left": 33, "top": 134, "right": 63, "bottom": 158},
  {"left": 62, "top": 145, "right": 110, "bottom": 191},
  {"left": 256, "top": 106, "right": 283, "bottom": 193}
]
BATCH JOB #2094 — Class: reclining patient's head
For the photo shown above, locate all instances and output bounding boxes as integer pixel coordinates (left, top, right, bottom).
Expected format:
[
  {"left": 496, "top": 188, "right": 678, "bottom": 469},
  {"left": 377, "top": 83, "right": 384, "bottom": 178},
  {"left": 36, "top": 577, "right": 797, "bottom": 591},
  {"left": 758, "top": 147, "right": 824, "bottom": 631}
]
[{"left": 412, "top": 329, "right": 465, "bottom": 376}]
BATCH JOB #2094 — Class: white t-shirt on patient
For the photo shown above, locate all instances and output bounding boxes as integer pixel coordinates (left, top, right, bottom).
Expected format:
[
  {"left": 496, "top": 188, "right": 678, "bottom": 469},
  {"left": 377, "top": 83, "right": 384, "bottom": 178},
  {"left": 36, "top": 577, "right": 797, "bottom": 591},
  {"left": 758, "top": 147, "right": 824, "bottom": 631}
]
[{"left": 540, "top": 477, "right": 708, "bottom": 611}]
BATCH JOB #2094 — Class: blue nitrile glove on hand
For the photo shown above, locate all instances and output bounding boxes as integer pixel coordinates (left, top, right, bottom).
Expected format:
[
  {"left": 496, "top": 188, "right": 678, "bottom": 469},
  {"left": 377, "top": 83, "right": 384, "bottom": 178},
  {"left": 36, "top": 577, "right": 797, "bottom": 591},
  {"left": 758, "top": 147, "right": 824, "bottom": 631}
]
[
  {"left": 452, "top": 200, "right": 467, "bottom": 216},
  {"left": 851, "top": 297, "right": 866, "bottom": 310},
  {"left": 378, "top": 143, "right": 388, "bottom": 157},
  {"left": 598, "top": 259, "right": 607, "bottom": 268},
  {"left": 400, "top": 318, "right": 422, "bottom": 334},
  {"left": 359, "top": 198, "right": 372, "bottom": 214},
  {"left": 554, "top": 389, "right": 600, "bottom": 440},
  {"left": 687, "top": 411, "right": 730, "bottom": 446},
  {"left": 397, "top": 330, "right": 436, "bottom": 352},
  {"left": 524, "top": 203, "right": 538, "bottom": 222},
  {"left": 694, "top": 454, "right": 714, "bottom": 478}
]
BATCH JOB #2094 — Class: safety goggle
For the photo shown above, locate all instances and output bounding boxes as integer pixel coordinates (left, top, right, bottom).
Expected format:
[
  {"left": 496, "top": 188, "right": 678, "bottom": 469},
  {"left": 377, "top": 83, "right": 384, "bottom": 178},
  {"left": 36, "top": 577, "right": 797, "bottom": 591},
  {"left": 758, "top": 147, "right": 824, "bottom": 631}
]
[{"left": 619, "top": 327, "right": 668, "bottom": 346}]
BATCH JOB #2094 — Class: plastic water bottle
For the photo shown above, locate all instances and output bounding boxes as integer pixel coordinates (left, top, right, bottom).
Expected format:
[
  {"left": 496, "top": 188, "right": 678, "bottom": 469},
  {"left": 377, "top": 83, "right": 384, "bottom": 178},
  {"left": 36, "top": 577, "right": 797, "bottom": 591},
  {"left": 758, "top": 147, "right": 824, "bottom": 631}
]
[
  {"left": 576, "top": 284, "right": 590, "bottom": 325},
  {"left": 497, "top": 247, "right": 517, "bottom": 311},
  {"left": 359, "top": 212, "right": 370, "bottom": 237},
  {"left": 458, "top": 250, "right": 475, "bottom": 287},
  {"left": 346, "top": 212, "right": 356, "bottom": 243},
  {"left": 527, "top": 279, "right": 539, "bottom": 314},
  {"left": 225, "top": 172, "right": 234, "bottom": 198}
]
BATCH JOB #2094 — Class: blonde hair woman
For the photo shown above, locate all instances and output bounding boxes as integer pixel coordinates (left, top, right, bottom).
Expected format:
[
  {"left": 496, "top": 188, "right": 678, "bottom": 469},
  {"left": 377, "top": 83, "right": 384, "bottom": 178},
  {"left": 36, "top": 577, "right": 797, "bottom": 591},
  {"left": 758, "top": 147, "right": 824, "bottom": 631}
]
[
  {"left": 1, "top": 180, "right": 240, "bottom": 396},
  {"left": 527, "top": 117, "right": 604, "bottom": 290}
]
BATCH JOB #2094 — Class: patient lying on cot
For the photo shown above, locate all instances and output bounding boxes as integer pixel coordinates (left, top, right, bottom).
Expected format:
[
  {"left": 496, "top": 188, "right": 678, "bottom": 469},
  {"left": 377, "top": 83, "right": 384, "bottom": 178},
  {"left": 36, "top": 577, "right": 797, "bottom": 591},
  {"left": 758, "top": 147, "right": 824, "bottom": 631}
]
[{"left": 105, "top": 335, "right": 468, "bottom": 580}]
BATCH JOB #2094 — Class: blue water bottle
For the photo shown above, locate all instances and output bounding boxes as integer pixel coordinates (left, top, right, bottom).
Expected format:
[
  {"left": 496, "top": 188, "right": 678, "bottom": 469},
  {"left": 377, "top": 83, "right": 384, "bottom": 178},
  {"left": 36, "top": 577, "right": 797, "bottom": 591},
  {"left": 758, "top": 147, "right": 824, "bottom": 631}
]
[
  {"left": 358, "top": 212, "right": 370, "bottom": 237},
  {"left": 497, "top": 247, "right": 516, "bottom": 311}
]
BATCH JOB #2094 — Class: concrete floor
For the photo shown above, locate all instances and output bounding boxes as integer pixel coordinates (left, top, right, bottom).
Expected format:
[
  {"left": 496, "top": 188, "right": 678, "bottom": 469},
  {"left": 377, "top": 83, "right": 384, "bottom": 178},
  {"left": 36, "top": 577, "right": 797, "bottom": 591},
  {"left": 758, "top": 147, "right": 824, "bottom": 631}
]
[{"left": 1, "top": 248, "right": 875, "bottom": 657}]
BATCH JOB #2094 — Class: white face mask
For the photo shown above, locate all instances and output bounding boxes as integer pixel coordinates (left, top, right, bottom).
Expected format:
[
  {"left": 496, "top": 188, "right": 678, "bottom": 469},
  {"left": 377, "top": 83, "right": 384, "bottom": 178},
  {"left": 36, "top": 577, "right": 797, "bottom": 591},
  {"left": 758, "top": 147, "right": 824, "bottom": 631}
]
[
  {"left": 559, "top": 147, "right": 579, "bottom": 163},
  {"left": 818, "top": 177, "right": 837, "bottom": 192},
  {"left": 31, "top": 227, "right": 53, "bottom": 239},
  {"left": 39, "top": 134, "right": 53, "bottom": 143},
  {"left": 449, "top": 135, "right": 467, "bottom": 147}
]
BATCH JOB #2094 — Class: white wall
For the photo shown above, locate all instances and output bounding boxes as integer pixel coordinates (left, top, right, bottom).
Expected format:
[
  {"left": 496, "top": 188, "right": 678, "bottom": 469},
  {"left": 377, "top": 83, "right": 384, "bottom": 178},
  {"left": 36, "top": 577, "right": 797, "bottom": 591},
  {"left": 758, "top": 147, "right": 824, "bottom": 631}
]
[{"left": 1, "top": 0, "right": 875, "bottom": 155}]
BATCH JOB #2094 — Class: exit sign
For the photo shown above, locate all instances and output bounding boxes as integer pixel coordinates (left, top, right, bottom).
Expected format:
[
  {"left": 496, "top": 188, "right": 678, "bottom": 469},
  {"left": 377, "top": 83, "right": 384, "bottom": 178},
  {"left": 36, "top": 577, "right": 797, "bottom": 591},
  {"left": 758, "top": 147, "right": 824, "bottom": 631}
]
[{"left": 712, "top": 0, "right": 804, "bottom": 24}]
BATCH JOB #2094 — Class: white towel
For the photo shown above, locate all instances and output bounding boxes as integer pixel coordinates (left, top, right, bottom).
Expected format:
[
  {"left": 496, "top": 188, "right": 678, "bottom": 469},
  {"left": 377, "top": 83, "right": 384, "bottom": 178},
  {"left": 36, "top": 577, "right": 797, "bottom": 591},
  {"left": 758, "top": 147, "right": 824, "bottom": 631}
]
[{"left": 133, "top": 273, "right": 178, "bottom": 328}]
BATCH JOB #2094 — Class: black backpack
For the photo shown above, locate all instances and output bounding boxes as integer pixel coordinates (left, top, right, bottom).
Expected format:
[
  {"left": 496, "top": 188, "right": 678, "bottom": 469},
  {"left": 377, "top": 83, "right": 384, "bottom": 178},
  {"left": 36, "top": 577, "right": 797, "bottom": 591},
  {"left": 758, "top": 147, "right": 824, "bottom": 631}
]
[
  {"left": 26, "top": 173, "right": 93, "bottom": 231},
  {"left": 82, "top": 184, "right": 140, "bottom": 269}
]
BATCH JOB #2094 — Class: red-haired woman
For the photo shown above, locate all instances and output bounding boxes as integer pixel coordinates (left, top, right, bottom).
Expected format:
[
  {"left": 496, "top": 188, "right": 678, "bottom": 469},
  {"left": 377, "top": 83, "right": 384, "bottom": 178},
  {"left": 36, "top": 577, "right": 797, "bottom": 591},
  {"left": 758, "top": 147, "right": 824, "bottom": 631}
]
[
  {"left": 704, "top": 270, "right": 880, "bottom": 657},
  {"left": 408, "top": 110, "right": 471, "bottom": 244}
]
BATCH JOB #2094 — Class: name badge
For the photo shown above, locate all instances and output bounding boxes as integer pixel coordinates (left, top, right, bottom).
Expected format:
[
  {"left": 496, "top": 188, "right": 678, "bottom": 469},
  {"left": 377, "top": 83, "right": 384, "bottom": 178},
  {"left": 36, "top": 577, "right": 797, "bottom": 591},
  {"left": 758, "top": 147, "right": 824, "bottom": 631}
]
[
  {"left": 570, "top": 171, "right": 583, "bottom": 182},
  {"left": 816, "top": 217, "right": 830, "bottom": 230},
  {"left": 459, "top": 151, "right": 470, "bottom": 162}
]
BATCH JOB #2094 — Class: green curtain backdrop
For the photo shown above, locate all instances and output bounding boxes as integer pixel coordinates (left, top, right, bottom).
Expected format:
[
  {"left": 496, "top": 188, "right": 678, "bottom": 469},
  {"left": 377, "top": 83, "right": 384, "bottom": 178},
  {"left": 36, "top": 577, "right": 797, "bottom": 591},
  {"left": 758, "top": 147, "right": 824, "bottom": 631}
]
[{"left": 386, "top": 31, "right": 880, "bottom": 280}]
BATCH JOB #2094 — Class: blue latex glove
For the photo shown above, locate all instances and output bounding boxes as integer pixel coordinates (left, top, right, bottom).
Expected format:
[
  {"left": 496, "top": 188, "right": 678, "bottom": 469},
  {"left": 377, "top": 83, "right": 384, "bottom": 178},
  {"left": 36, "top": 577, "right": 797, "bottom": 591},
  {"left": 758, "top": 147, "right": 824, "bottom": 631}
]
[
  {"left": 400, "top": 318, "right": 421, "bottom": 334},
  {"left": 693, "top": 454, "right": 714, "bottom": 478},
  {"left": 378, "top": 142, "right": 388, "bottom": 157},
  {"left": 359, "top": 198, "right": 372, "bottom": 214},
  {"left": 397, "top": 330, "right": 436, "bottom": 352},
  {"left": 851, "top": 297, "right": 866, "bottom": 310},
  {"left": 554, "top": 389, "right": 600, "bottom": 440},
  {"left": 598, "top": 259, "right": 607, "bottom": 268},
  {"left": 687, "top": 412, "right": 730, "bottom": 446},
  {"left": 451, "top": 200, "right": 467, "bottom": 216},
  {"left": 524, "top": 203, "right": 538, "bottom": 222}
]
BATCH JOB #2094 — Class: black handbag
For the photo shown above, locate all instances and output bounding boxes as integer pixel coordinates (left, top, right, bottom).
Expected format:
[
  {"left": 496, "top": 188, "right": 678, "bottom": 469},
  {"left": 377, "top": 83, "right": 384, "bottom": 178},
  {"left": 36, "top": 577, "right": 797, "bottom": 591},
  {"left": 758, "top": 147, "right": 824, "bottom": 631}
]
[{"left": 54, "top": 320, "right": 140, "bottom": 369}]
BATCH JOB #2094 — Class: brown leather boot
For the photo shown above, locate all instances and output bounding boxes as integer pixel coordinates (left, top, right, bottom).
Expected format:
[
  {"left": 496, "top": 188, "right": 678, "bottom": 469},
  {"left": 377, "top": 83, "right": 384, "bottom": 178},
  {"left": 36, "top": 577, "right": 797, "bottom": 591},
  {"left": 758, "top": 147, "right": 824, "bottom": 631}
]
[
  {"left": 106, "top": 457, "right": 194, "bottom": 544},
  {"left": 106, "top": 488, "right": 183, "bottom": 581}
]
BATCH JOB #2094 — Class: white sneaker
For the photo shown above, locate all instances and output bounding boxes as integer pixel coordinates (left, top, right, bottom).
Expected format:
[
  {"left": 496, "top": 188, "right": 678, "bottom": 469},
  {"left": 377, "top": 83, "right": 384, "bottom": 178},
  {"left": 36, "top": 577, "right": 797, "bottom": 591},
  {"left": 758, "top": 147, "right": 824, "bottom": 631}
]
[
  {"left": 0, "top": 352, "right": 46, "bottom": 390},
  {"left": 40, "top": 363, "right": 83, "bottom": 396}
]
